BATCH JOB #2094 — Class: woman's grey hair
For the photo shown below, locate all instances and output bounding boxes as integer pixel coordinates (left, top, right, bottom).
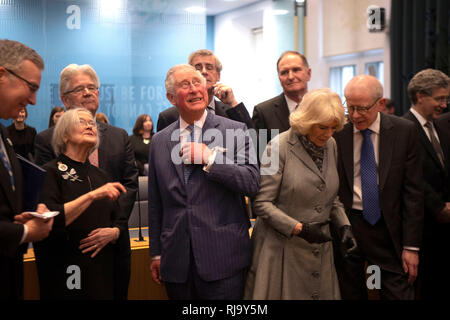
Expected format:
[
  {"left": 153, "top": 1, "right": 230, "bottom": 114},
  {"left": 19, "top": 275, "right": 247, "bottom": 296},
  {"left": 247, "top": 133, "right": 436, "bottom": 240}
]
[
  {"left": 0, "top": 39, "right": 44, "bottom": 72},
  {"left": 188, "top": 49, "right": 223, "bottom": 73},
  {"left": 165, "top": 64, "right": 206, "bottom": 95},
  {"left": 52, "top": 108, "right": 99, "bottom": 156},
  {"left": 408, "top": 68, "right": 450, "bottom": 105},
  {"left": 59, "top": 64, "right": 100, "bottom": 97},
  {"left": 290, "top": 88, "right": 347, "bottom": 135}
]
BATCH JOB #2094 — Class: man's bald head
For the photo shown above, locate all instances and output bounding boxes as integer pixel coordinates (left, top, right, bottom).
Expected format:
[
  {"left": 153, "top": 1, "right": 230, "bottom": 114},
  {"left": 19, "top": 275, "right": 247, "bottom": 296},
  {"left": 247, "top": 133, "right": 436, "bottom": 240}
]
[{"left": 344, "top": 75, "right": 385, "bottom": 131}]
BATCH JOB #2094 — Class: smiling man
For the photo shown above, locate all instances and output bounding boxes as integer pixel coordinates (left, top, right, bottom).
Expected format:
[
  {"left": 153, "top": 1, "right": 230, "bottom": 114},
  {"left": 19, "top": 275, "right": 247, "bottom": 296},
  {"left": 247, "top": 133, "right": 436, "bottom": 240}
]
[
  {"left": 148, "top": 64, "right": 259, "bottom": 300},
  {"left": 334, "top": 75, "right": 423, "bottom": 300},
  {"left": 252, "top": 51, "right": 311, "bottom": 152},
  {"left": 156, "top": 49, "right": 253, "bottom": 132},
  {"left": 403, "top": 68, "right": 450, "bottom": 299},
  {"left": 0, "top": 39, "right": 54, "bottom": 299}
]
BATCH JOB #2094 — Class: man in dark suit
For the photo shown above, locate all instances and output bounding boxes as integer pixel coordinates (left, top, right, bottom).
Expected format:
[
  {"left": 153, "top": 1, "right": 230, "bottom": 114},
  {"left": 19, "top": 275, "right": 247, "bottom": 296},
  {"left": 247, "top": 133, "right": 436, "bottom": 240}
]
[
  {"left": 148, "top": 64, "right": 259, "bottom": 299},
  {"left": 403, "top": 68, "right": 450, "bottom": 299},
  {"left": 34, "top": 64, "right": 138, "bottom": 300},
  {"left": 156, "top": 49, "right": 253, "bottom": 132},
  {"left": 252, "top": 51, "right": 311, "bottom": 153},
  {"left": 334, "top": 75, "right": 423, "bottom": 300},
  {"left": 0, "top": 39, "right": 53, "bottom": 299},
  {"left": 436, "top": 112, "right": 450, "bottom": 142}
]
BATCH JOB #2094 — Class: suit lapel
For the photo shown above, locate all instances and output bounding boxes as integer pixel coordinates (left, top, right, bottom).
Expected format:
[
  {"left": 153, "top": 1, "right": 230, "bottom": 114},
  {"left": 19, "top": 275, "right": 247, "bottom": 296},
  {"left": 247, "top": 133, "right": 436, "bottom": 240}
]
[
  {"left": 287, "top": 130, "right": 325, "bottom": 182},
  {"left": 0, "top": 125, "right": 19, "bottom": 213},
  {"left": 339, "top": 123, "right": 354, "bottom": 194},
  {"left": 405, "top": 111, "right": 445, "bottom": 171},
  {"left": 274, "top": 94, "right": 291, "bottom": 131},
  {"left": 165, "top": 119, "right": 185, "bottom": 185},
  {"left": 379, "top": 114, "right": 394, "bottom": 190},
  {"left": 96, "top": 121, "right": 107, "bottom": 166},
  {"left": 201, "top": 112, "right": 220, "bottom": 146}
]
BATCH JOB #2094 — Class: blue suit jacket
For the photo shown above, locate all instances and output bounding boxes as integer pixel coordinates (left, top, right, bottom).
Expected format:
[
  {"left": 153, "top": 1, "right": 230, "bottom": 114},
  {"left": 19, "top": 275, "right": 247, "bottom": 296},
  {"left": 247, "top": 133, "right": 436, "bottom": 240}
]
[{"left": 148, "top": 112, "right": 259, "bottom": 282}]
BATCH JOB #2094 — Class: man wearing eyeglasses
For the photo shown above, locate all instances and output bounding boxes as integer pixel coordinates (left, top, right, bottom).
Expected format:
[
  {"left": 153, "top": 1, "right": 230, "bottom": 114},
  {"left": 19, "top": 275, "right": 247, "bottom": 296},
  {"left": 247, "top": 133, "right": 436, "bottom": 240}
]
[
  {"left": 156, "top": 49, "right": 253, "bottom": 132},
  {"left": 0, "top": 39, "right": 54, "bottom": 299},
  {"left": 403, "top": 68, "right": 450, "bottom": 299},
  {"left": 333, "top": 75, "right": 423, "bottom": 300},
  {"left": 34, "top": 63, "right": 138, "bottom": 300}
]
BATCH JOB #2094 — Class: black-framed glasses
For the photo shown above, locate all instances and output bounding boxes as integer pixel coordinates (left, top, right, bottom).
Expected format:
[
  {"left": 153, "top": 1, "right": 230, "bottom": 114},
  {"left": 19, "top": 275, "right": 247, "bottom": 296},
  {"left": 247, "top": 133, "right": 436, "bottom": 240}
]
[
  {"left": 64, "top": 84, "right": 99, "bottom": 95},
  {"left": 4, "top": 67, "right": 39, "bottom": 93},
  {"left": 345, "top": 97, "right": 381, "bottom": 115}
]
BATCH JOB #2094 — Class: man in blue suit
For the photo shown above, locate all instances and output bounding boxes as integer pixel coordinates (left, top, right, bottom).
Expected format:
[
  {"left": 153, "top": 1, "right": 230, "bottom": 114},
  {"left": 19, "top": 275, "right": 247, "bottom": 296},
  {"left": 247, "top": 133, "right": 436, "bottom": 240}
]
[{"left": 148, "top": 64, "right": 259, "bottom": 299}]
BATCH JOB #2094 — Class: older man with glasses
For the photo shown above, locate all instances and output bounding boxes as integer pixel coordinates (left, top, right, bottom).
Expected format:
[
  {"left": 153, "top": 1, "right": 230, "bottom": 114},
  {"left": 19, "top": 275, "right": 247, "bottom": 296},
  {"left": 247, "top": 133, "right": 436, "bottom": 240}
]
[
  {"left": 333, "top": 75, "right": 424, "bottom": 300},
  {"left": 403, "top": 68, "right": 450, "bottom": 299},
  {"left": 34, "top": 63, "right": 138, "bottom": 300}
]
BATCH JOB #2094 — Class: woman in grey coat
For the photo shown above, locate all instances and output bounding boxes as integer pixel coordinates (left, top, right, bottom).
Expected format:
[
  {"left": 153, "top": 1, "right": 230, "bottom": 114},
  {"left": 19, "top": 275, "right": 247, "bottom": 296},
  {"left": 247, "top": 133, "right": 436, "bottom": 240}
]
[{"left": 245, "top": 88, "right": 357, "bottom": 300}]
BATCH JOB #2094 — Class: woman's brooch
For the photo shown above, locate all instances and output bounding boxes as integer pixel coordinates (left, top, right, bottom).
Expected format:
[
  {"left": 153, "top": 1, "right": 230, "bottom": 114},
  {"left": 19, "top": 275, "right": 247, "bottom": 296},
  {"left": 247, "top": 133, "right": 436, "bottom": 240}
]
[{"left": 58, "top": 161, "right": 83, "bottom": 182}]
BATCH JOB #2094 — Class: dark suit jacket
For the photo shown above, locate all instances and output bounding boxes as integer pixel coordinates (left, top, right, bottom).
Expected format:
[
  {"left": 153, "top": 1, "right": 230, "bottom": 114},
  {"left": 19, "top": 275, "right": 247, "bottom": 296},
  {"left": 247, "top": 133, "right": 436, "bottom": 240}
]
[
  {"left": 334, "top": 113, "right": 424, "bottom": 266},
  {"left": 436, "top": 112, "right": 450, "bottom": 145},
  {"left": 403, "top": 111, "right": 450, "bottom": 216},
  {"left": 156, "top": 100, "right": 253, "bottom": 132},
  {"left": 252, "top": 93, "right": 291, "bottom": 147},
  {"left": 0, "top": 124, "right": 26, "bottom": 299},
  {"left": 148, "top": 112, "right": 259, "bottom": 283}
]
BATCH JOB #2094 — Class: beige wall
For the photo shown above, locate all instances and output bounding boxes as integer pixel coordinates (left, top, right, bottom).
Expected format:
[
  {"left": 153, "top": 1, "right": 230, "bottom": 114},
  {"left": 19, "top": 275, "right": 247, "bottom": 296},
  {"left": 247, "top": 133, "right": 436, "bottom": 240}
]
[
  {"left": 322, "top": 0, "right": 386, "bottom": 57},
  {"left": 306, "top": 0, "right": 391, "bottom": 97}
]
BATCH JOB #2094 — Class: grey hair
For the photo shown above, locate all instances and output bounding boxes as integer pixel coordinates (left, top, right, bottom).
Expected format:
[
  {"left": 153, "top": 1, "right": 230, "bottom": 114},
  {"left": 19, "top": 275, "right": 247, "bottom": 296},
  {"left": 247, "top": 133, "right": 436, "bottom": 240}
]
[
  {"left": 290, "top": 88, "right": 347, "bottom": 135},
  {"left": 52, "top": 108, "right": 100, "bottom": 156},
  {"left": 165, "top": 64, "right": 206, "bottom": 95},
  {"left": 0, "top": 39, "right": 44, "bottom": 72},
  {"left": 59, "top": 64, "right": 100, "bottom": 97},
  {"left": 188, "top": 49, "right": 222, "bottom": 73},
  {"left": 408, "top": 68, "right": 450, "bottom": 105}
]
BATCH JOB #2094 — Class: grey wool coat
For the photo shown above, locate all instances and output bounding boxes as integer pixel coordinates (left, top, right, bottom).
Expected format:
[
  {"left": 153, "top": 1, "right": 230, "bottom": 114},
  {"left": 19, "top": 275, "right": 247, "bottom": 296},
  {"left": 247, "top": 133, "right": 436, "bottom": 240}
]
[{"left": 244, "top": 128, "right": 350, "bottom": 300}]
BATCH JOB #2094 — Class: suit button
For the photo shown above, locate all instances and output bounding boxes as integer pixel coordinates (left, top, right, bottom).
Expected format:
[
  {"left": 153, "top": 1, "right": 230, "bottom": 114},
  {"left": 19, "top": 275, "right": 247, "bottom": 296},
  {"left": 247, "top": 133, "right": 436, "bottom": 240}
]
[
  {"left": 312, "top": 249, "right": 320, "bottom": 256},
  {"left": 312, "top": 271, "right": 320, "bottom": 278},
  {"left": 317, "top": 184, "right": 325, "bottom": 192},
  {"left": 315, "top": 206, "right": 322, "bottom": 213},
  {"left": 311, "top": 292, "right": 319, "bottom": 300}
]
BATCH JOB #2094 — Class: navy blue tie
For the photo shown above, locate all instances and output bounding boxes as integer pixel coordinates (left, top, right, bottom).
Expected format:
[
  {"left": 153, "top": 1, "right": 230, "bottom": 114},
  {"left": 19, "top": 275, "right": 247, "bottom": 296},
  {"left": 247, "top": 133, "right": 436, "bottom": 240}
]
[
  {"left": 0, "top": 134, "right": 15, "bottom": 191},
  {"left": 183, "top": 125, "right": 195, "bottom": 184},
  {"left": 360, "top": 129, "right": 381, "bottom": 225}
]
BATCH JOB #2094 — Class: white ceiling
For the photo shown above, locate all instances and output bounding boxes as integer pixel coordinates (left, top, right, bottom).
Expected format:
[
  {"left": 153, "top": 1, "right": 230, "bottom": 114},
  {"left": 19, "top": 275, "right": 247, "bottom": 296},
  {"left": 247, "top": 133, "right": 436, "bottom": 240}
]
[{"left": 205, "top": 0, "right": 262, "bottom": 16}]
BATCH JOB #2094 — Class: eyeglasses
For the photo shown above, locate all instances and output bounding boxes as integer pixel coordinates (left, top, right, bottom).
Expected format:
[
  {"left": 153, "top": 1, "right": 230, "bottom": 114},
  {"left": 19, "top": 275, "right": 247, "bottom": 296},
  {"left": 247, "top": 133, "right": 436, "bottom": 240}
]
[
  {"left": 430, "top": 96, "right": 450, "bottom": 105},
  {"left": 4, "top": 67, "right": 39, "bottom": 93},
  {"left": 345, "top": 97, "right": 381, "bottom": 115},
  {"left": 178, "top": 78, "right": 203, "bottom": 90},
  {"left": 65, "top": 85, "right": 99, "bottom": 95},
  {"left": 79, "top": 118, "right": 96, "bottom": 127}
]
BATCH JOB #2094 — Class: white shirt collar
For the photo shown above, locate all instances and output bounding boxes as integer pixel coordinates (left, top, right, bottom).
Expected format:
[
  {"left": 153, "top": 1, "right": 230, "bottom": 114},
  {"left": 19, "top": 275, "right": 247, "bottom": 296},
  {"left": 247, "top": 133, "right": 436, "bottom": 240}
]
[
  {"left": 179, "top": 109, "right": 208, "bottom": 133},
  {"left": 410, "top": 107, "right": 429, "bottom": 127},
  {"left": 284, "top": 94, "right": 299, "bottom": 114}
]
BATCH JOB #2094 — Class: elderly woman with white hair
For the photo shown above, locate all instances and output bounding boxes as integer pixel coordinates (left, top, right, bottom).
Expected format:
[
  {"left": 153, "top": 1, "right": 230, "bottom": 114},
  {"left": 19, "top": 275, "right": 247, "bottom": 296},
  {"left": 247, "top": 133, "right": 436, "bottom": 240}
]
[
  {"left": 245, "top": 88, "right": 358, "bottom": 300},
  {"left": 33, "top": 108, "right": 127, "bottom": 300}
]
